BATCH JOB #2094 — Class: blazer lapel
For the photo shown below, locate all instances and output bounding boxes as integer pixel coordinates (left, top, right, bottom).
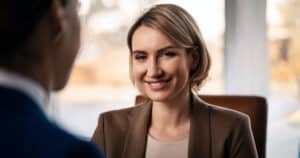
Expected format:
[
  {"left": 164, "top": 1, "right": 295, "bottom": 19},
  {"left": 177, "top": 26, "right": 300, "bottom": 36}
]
[
  {"left": 122, "top": 101, "right": 152, "bottom": 158},
  {"left": 189, "top": 94, "right": 211, "bottom": 158},
  {"left": 122, "top": 94, "right": 211, "bottom": 158}
]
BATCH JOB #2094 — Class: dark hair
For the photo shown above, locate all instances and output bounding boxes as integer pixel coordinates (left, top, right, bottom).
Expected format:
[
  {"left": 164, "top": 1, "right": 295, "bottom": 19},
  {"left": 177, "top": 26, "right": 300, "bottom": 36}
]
[
  {"left": 0, "top": 0, "right": 68, "bottom": 63},
  {"left": 127, "top": 4, "right": 211, "bottom": 91}
]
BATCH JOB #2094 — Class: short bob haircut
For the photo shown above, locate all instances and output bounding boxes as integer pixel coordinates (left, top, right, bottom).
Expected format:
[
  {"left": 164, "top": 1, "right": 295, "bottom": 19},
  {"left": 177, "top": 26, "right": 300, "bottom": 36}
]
[{"left": 127, "top": 3, "right": 211, "bottom": 92}]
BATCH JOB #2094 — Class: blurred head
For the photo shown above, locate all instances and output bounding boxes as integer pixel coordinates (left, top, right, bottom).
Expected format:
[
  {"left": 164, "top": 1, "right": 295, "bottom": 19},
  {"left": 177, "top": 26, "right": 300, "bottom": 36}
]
[
  {"left": 127, "top": 4, "right": 211, "bottom": 101},
  {"left": 0, "top": 0, "right": 81, "bottom": 91}
]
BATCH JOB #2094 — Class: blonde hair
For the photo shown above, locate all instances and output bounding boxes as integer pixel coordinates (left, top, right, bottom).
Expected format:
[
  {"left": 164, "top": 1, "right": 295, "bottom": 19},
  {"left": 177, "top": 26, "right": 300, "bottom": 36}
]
[{"left": 127, "top": 4, "right": 211, "bottom": 91}]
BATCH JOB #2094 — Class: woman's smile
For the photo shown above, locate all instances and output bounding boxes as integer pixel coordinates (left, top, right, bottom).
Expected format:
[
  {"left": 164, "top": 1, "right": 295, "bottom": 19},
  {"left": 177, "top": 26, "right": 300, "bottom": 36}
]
[{"left": 145, "top": 78, "right": 172, "bottom": 91}]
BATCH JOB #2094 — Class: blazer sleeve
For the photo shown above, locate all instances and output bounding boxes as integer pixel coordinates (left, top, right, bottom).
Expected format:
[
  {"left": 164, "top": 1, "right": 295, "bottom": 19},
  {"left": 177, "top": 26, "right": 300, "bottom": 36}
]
[
  {"left": 91, "top": 114, "right": 106, "bottom": 154},
  {"left": 229, "top": 116, "right": 258, "bottom": 158}
]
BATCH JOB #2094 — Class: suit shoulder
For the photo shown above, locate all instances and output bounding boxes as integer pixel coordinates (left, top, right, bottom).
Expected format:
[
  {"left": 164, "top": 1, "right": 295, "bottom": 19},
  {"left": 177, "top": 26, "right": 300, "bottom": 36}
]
[
  {"left": 200, "top": 103, "right": 251, "bottom": 137},
  {"left": 95, "top": 105, "right": 147, "bottom": 132},
  {"left": 208, "top": 103, "right": 249, "bottom": 121},
  {"left": 193, "top": 95, "right": 249, "bottom": 123},
  {"left": 205, "top": 103, "right": 250, "bottom": 129},
  {"left": 99, "top": 105, "right": 144, "bottom": 121}
]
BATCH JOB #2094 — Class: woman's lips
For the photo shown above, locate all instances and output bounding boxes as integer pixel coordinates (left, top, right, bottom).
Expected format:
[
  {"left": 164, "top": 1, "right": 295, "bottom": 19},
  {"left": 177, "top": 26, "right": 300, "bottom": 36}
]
[{"left": 145, "top": 79, "right": 171, "bottom": 91}]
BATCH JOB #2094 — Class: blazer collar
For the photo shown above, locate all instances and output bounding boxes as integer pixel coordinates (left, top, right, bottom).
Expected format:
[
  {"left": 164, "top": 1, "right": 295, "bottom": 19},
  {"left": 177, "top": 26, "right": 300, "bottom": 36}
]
[
  {"left": 123, "top": 94, "right": 211, "bottom": 158},
  {"left": 189, "top": 94, "right": 211, "bottom": 158},
  {"left": 122, "top": 100, "right": 152, "bottom": 158}
]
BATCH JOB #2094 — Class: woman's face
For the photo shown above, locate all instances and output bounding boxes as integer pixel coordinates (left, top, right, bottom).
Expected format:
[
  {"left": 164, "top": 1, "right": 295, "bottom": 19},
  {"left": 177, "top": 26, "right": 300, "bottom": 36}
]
[{"left": 131, "top": 25, "right": 194, "bottom": 102}]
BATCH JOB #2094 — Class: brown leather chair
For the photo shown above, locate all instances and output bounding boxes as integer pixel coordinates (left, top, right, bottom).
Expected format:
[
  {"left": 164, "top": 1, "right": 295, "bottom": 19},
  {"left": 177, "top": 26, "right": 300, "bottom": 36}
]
[{"left": 135, "top": 95, "right": 268, "bottom": 158}]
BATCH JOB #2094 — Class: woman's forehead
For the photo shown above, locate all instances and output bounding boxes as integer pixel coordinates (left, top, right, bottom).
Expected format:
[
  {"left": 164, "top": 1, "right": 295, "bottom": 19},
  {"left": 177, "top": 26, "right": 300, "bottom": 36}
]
[{"left": 131, "top": 26, "right": 176, "bottom": 51}]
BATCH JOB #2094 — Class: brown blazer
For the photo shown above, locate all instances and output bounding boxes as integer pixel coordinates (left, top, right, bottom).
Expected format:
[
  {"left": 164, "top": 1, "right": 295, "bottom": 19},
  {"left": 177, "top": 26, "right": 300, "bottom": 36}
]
[{"left": 92, "top": 94, "right": 258, "bottom": 158}]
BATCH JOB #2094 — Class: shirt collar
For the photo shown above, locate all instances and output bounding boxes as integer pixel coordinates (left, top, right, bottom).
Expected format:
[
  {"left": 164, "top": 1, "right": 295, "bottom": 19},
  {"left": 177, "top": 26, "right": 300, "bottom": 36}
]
[{"left": 0, "top": 69, "right": 48, "bottom": 111}]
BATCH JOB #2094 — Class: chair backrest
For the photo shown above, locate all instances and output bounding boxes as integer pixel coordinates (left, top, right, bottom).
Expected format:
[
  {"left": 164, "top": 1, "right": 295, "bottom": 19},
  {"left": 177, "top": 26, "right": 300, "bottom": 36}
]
[
  {"left": 135, "top": 95, "right": 267, "bottom": 158},
  {"left": 199, "top": 95, "right": 267, "bottom": 158}
]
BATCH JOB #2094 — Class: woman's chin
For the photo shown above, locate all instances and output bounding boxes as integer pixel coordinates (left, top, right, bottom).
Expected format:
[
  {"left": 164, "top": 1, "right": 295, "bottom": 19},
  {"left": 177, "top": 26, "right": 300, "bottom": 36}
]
[{"left": 147, "top": 93, "right": 172, "bottom": 103}]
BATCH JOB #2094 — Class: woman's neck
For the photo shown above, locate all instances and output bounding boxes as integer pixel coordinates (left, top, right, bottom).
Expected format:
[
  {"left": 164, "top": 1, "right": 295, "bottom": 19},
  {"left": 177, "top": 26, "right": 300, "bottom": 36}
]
[{"left": 149, "top": 91, "right": 191, "bottom": 142}]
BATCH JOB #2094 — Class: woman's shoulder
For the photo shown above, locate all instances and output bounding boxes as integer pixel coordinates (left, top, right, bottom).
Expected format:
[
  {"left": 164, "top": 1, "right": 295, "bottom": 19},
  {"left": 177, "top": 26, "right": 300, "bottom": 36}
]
[
  {"left": 208, "top": 103, "right": 249, "bottom": 121},
  {"left": 207, "top": 103, "right": 252, "bottom": 133},
  {"left": 194, "top": 95, "right": 249, "bottom": 122},
  {"left": 194, "top": 97, "right": 250, "bottom": 129},
  {"left": 94, "top": 103, "right": 151, "bottom": 135},
  {"left": 99, "top": 105, "right": 140, "bottom": 118},
  {"left": 97, "top": 104, "right": 148, "bottom": 125},
  {"left": 194, "top": 101, "right": 252, "bottom": 138}
]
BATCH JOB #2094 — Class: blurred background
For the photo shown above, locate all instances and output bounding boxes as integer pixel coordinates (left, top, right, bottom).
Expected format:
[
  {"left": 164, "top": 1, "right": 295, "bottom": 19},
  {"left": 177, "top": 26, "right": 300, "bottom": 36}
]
[{"left": 49, "top": 0, "right": 300, "bottom": 157}]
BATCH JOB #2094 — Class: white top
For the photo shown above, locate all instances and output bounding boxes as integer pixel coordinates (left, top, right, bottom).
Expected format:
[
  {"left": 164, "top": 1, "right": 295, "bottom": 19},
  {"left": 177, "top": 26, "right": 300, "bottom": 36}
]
[
  {"left": 145, "top": 135, "right": 189, "bottom": 158},
  {"left": 0, "top": 69, "right": 48, "bottom": 111}
]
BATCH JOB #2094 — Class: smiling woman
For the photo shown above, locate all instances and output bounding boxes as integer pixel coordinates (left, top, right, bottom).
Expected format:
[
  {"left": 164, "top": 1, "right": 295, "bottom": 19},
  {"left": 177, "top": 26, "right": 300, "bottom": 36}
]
[
  {"left": 131, "top": 26, "right": 195, "bottom": 102},
  {"left": 92, "top": 3, "right": 258, "bottom": 158}
]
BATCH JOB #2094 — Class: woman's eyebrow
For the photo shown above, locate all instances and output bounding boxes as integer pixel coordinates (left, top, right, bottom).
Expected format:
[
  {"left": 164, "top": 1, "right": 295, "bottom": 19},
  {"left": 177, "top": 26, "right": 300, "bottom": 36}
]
[
  {"left": 132, "top": 45, "right": 178, "bottom": 54},
  {"left": 132, "top": 50, "right": 146, "bottom": 54},
  {"left": 157, "top": 45, "right": 179, "bottom": 52}
]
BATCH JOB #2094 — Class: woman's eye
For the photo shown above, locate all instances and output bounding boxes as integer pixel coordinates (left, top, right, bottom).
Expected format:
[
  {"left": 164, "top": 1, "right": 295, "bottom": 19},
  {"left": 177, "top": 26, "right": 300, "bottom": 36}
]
[
  {"left": 162, "top": 51, "right": 176, "bottom": 57},
  {"left": 134, "top": 54, "right": 147, "bottom": 60}
]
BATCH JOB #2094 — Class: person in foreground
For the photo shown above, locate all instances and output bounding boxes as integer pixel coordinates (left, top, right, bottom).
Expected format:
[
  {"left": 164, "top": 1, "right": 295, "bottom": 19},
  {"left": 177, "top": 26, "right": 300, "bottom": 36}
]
[
  {"left": 92, "top": 3, "right": 258, "bottom": 158},
  {"left": 0, "top": 0, "right": 103, "bottom": 157}
]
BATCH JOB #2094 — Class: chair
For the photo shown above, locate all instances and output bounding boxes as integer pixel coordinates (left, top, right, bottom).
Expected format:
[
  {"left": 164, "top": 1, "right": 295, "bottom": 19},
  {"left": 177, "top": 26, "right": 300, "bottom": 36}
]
[{"left": 135, "top": 95, "right": 268, "bottom": 158}]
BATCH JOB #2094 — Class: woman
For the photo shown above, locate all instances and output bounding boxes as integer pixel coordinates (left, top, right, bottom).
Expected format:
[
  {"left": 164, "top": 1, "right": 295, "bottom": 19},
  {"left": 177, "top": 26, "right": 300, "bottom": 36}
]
[{"left": 92, "top": 4, "right": 258, "bottom": 158}]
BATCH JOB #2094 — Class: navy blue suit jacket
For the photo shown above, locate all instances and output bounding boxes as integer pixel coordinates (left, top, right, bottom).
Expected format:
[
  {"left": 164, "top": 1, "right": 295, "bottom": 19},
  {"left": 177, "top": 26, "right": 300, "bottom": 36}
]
[{"left": 0, "top": 86, "right": 104, "bottom": 158}]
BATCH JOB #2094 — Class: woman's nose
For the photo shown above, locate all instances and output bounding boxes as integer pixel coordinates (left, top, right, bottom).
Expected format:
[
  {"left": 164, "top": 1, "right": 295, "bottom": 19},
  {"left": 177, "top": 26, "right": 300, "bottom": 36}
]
[{"left": 146, "top": 58, "right": 163, "bottom": 78}]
